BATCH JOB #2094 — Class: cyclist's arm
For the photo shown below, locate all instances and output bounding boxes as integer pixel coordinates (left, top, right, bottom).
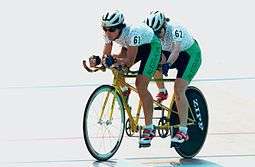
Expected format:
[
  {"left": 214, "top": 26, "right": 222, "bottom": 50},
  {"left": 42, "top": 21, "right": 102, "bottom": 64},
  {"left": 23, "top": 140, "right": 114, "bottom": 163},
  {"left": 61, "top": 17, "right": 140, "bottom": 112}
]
[
  {"left": 104, "top": 43, "right": 127, "bottom": 58},
  {"left": 89, "top": 42, "right": 112, "bottom": 67},
  {"left": 166, "top": 42, "right": 181, "bottom": 65},
  {"left": 103, "top": 42, "right": 113, "bottom": 55},
  {"left": 113, "top": 47, "right": 127, "bottom": 58},
  {"left": 116, "top": 46, "right": 138, "bottom": 67}
]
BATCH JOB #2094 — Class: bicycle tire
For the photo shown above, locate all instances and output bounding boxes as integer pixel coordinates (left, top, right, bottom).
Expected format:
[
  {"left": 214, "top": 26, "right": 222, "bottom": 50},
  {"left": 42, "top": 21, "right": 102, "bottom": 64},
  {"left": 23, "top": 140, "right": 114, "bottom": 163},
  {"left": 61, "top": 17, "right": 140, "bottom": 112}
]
[
  {"left": 83, "top": 85, "right": 125, "bottom": 161},
  {"left": 174, "top": 86, "right": 209, "bottom": 158}
]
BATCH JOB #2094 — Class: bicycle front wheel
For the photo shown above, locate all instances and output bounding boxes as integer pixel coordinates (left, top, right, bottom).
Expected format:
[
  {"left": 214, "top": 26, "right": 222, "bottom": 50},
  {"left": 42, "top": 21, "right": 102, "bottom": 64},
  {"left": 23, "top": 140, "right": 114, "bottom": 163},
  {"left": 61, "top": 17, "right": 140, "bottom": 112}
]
[{"left": 83, "top": 85, "right": 125, "bottom": 161}]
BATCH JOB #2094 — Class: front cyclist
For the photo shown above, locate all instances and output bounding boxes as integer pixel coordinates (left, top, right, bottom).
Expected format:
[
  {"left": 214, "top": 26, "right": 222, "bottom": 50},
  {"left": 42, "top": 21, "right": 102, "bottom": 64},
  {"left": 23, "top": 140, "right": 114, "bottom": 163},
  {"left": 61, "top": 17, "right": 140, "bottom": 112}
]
[
  {"left": 90, "top": 10, "right": 161, "bottom": 147},
  {"left": 146, "top": 11, "right": 202, "bottom": 144}
]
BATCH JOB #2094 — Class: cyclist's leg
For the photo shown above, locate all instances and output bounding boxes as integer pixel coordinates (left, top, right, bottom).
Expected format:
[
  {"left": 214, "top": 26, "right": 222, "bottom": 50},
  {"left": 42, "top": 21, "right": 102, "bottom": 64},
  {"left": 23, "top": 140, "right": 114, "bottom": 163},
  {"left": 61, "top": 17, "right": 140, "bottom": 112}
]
[
  {"left": 174, "top": 78, "right": 189, "bottom": 127},
  {"left": 182, "top": 40, "right": 201, "bottom": 82},
  {"left": 136, "top": 37, "right": 161, "bottom": 126},
  {"left": 136, "top": 68, "right": 156, "bottom": 146},
  {"left": 154, "top": 70, "right": 165, "bottom": 89},
  {"left": 172, "top": 40, "right": 201, "bottom": 143},
  {"left": 154, "top": 70, "right": 168, "bottom": 101},
  {"left": 136, "top": 75, "right": 153, "bottom": 125},
  {"left": 114, "top": 47, "right": 131, "bottom": 97},
  {"left": 173, "top": 78, "right": 190, "bottom": 143},
  {"left": 135, "top": 35, "right": 161, "bottom": 146},
  {"left": 154, "top": 51, "right": 170, "bottom": 101}
]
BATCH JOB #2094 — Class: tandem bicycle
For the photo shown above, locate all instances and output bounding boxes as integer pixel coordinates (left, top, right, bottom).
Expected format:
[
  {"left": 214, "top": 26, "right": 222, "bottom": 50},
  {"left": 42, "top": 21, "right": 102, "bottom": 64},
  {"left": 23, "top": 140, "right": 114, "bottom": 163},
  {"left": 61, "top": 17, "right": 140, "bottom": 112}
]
[{"left": 82, "top": 59, "right": 208, "bottom": 161}]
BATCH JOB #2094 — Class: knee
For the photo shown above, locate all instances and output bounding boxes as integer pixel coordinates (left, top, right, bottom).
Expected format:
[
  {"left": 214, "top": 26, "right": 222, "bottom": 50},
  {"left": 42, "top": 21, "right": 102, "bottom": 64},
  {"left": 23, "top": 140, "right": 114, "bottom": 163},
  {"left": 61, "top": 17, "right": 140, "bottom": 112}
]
[
  {"left": 174, "top": 85, "right": 185, "bottom": 100},
  {"left": 136, "top": 81, "right": 148, "bottom": 94},
  {"left": 135, "top": 80, "right": 144, "bottom": 92}
]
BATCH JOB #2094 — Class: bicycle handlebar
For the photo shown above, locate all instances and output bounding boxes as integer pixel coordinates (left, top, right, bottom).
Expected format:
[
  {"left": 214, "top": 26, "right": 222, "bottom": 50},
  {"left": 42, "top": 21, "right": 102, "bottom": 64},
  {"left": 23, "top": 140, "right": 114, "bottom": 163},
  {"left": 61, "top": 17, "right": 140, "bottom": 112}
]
[
  {"left": 83, "top": 60, "right": 106, "bottom": 72},
  {"left": 83, "top": 59, "right": 138, "bottom": 76},
  {"left": 83, "top": 59, "right": 175, "bottom": 81}
]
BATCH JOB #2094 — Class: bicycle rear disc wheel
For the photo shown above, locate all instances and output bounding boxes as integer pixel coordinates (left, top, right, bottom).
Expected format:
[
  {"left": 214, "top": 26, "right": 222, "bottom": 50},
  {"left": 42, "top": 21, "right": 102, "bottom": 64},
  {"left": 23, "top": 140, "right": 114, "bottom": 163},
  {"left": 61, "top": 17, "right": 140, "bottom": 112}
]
[
  {"left": 83, "top": 85, "right": 125, "bottom": 161},
  {"left": 175, "top": 86, "right": 209, "bottom": 158}
]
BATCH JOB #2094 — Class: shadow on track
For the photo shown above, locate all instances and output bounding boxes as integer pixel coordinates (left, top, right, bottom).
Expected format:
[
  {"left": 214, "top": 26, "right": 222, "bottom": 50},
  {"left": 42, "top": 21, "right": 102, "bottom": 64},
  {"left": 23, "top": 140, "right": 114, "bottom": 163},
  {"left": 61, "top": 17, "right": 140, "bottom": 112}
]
[{"left": 89, "top": 158, "right": 223, "bottom": 167}]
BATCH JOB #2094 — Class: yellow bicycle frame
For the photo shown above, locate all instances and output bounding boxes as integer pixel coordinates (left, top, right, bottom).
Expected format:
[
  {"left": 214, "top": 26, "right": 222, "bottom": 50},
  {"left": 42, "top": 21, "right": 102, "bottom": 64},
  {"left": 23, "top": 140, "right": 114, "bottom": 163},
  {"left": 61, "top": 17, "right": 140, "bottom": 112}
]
[{"left": 98, "top": 68, "right": 197, "bottom": 134}]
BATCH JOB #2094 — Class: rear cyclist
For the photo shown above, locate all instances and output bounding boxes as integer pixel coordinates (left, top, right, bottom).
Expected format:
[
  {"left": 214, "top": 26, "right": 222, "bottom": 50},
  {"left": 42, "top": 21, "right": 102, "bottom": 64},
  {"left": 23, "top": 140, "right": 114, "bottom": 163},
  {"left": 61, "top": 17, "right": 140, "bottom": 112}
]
[
  {"left": 146, "top": 11, "right": 202, "bottom": 144},
  {"left": 89, "top": 10, "right": 161, "bottom": 147}
]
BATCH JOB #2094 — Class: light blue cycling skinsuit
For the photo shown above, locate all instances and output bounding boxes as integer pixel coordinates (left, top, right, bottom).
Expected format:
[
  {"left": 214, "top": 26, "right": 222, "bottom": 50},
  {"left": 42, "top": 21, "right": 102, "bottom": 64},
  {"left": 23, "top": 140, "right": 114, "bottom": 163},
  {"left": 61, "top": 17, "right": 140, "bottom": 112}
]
[{"left": 104, "top": 23, "right": 161, "bottom": 79}]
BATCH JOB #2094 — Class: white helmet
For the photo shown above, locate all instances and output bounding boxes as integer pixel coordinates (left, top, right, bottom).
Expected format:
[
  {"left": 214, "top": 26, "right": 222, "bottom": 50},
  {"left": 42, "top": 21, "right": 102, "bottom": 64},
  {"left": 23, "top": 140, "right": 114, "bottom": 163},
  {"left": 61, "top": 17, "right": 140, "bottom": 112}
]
[
  {"left": 101, "top": 10, "right": 124, "bottom": 27},
  {"left": 146, "top": 11, "right": 166, "bottom": 31}
]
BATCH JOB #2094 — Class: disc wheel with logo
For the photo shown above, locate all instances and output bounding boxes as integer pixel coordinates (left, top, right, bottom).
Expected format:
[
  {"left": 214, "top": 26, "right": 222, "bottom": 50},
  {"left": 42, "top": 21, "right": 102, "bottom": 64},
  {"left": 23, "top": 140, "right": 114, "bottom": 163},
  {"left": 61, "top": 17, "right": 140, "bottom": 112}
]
[{"left": 174, "top": 86, "right": 209, "bottom": 158}]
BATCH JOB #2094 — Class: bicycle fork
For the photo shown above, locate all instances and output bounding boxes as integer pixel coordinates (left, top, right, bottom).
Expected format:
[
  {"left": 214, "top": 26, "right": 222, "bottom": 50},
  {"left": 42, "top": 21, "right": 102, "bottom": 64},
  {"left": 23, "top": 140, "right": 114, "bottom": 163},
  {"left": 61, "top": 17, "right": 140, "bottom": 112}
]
[{"left": 98, "top": 91, "right": 117, "bottom": 126}]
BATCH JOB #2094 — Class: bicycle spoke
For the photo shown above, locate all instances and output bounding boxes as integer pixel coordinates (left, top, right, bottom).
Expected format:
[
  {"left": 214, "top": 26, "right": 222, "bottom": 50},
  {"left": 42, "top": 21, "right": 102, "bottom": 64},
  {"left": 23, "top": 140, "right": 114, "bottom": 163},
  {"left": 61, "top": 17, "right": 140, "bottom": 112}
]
[{"left": 83, "top": 85, "right": 125, "bottom": 161}]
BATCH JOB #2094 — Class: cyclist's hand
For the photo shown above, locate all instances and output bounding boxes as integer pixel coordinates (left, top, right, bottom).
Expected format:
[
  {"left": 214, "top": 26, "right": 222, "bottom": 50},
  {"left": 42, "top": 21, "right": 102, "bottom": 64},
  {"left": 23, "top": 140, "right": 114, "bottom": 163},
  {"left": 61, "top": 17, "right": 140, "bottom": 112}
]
[
  {"left": 89, "top": 55, "right": 101, "bottom": 67},
  {"left": 103, "top": 55, "right": 116, "bottom": 68},
  {"left": 162, "top": 63, "right": 170, "bottom": 76}
]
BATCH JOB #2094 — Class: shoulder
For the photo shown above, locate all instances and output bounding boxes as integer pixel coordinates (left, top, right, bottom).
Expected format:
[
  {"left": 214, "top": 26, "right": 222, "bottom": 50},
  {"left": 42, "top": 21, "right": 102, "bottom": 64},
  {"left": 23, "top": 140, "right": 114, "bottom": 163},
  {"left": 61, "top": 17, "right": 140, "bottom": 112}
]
[
  {"left": 129, "top": 23, "right": 153, "bottom": 34},
  {"left": 127, "top": 24, "right": 154, "bottom": 46},
  {"left": 167, "top": 22, "right": 187, "bottom": 40},
  {"left": 171, "top": 21, "right": 188, "bottom": 32}
]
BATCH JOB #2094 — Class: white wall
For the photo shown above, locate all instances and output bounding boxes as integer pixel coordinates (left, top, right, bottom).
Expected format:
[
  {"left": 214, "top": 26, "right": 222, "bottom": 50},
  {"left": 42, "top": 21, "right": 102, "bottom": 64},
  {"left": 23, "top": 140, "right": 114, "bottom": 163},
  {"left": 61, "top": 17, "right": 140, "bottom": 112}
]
[{"left": 1, "top": 0, "right": 254, "bottom": 88}]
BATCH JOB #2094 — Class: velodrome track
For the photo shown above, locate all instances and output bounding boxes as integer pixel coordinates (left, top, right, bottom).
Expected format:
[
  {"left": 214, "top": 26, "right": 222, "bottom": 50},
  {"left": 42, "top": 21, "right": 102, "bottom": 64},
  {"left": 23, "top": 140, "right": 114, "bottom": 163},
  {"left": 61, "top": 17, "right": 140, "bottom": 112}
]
[
  {"left": 1, "top": 0, "right": 255, "bottom": 166},
  {"left": 1, "top": 78, "right": 255, "bottom": 167}
]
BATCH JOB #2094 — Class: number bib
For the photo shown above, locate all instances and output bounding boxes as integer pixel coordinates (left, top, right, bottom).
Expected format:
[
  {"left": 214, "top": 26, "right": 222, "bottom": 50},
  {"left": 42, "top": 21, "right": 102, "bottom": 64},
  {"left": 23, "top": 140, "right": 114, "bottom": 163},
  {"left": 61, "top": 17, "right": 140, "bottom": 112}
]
[
  {"left": 104, "top": 23, "right": 154, "bottom": 47},
  {"left": 161, "top": 22, "right": 194, "bottom": 51}
]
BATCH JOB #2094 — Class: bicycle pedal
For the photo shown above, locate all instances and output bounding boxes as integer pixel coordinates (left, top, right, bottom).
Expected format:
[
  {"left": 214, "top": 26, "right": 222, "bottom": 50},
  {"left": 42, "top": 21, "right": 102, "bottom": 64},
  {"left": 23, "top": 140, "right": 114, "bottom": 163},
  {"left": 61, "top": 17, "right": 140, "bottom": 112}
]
[{"left": 139, "top": 143, "right": 151, "bottom": 148}]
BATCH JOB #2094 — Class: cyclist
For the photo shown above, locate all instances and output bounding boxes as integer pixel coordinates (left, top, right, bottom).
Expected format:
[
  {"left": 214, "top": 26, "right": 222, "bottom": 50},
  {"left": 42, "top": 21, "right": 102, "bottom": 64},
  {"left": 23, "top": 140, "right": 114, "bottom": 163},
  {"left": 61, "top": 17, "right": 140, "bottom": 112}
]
[
  {"left": 146, "top": 11, "right": 202, "bottom": 144},
  {"left": 89, "top": 10, "right": 161, "bottom": 147}
]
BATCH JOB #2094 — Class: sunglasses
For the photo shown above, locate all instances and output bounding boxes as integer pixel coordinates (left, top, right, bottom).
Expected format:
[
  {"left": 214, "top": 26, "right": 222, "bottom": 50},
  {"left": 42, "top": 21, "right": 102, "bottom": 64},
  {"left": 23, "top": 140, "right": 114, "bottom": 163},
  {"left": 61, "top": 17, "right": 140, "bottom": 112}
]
[{"left": 103, "top": 27, "right": 118, "bottom": 32}]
